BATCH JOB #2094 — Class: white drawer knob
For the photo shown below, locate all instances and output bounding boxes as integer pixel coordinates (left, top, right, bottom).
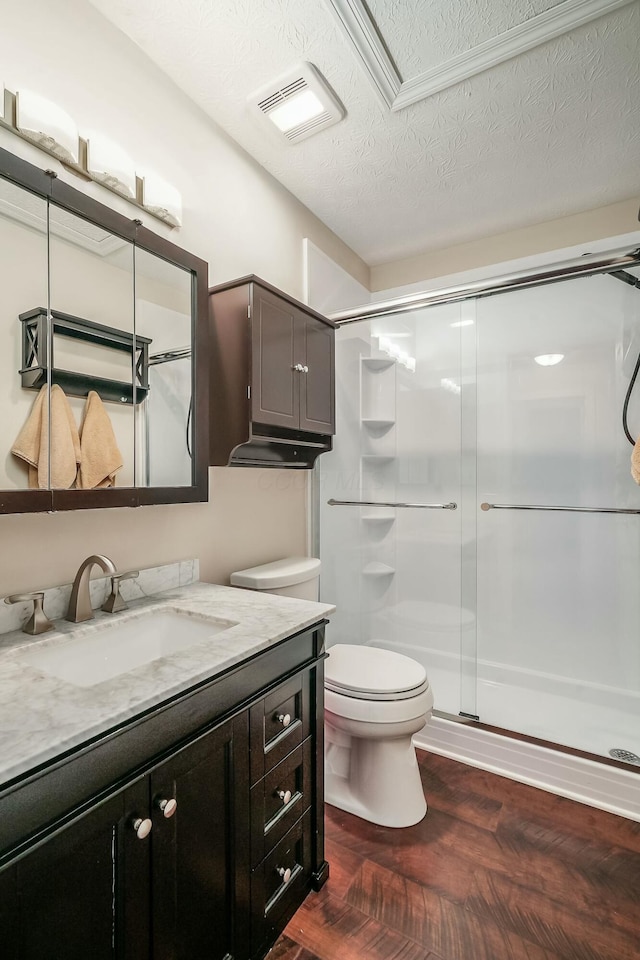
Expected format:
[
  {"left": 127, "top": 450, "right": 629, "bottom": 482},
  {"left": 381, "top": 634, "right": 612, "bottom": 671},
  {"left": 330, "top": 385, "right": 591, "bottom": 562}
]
[
  {"left": 277, "top": 789, "right": 292, "bottom": 805},
  {"left": 132, "top": 817, "right": 152, "bottom": 840},
  {"left": 277, "top": 866, "right": 292, "bottom": 884},
  {"left": 277, "top": 713, "right": 291, "bottom": 727},
  {"left": 157, "top": 797, "right": 178, "bottom": 819}
]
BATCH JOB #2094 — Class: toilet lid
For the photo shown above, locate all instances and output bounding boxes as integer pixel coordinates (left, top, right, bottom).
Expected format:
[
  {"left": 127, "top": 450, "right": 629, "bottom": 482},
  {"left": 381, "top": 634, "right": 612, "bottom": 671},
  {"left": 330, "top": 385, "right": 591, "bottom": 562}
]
[{"left": 325, "top": 644, "right": 428, "bottom": 701}]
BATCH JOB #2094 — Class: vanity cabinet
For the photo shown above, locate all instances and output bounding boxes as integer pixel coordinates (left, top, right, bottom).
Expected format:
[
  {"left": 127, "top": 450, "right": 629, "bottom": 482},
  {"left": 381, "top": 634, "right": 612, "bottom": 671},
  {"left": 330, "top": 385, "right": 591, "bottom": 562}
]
[
  {"left": 0, "top": 622, "right": 328, "bottom": 960},
  {"left": 1, "top": 780, "right": 149, "bottom": 960},
  {"left": 209, "top": 277, "right": 335, "bottom": 468}
]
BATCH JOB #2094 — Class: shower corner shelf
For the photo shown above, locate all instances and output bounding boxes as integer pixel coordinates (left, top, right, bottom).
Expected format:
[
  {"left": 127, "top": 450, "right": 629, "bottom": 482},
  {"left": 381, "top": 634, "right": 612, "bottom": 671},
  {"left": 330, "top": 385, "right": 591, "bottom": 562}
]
[
  {"left": 362, "top": 562, "right": 395, "bottom": 577},
  {"left": 361, "top": 357, "right": 396, "bottom": 370},
  {"left": 361, "top": 511, "right": 396, "bottom": 524},
  {"left": 361, "top": 418, "right": 395, "bottom": 429}
]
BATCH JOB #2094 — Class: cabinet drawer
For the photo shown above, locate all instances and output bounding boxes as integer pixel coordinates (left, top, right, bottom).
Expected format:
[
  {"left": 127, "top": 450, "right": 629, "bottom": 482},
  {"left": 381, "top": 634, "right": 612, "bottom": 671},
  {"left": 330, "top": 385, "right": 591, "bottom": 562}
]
[
  {"left": 250, "top": 672, "right": 311, "bottom": 783},
  {"left": 251, "top": 738, "right": 311, "bottom": 867},
  {"left": 251, "top": 810, "right": 312, "bottom": 956}
]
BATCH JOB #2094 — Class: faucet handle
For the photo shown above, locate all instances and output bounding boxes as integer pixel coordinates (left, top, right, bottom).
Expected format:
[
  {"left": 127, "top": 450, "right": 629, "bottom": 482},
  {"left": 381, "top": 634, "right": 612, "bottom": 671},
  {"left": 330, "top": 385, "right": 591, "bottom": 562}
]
[
  {"left": 4, "top": 592, "right": 55, "bottom": 636},
  {"left": 101, "top": 571, "right": 140, "bottom": 614}
]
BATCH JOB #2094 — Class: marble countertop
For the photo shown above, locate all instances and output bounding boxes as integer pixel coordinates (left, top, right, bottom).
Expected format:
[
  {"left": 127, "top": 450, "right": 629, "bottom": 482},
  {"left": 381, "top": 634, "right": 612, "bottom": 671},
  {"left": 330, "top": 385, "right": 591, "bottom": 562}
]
[{"left": 0, "top": 582, "right": 335, "bottom": 789}]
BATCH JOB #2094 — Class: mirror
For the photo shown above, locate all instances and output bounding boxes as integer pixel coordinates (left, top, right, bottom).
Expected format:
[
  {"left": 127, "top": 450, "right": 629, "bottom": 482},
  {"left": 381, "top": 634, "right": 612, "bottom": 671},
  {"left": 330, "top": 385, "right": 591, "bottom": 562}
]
[
  {"left": 49, "top": 204, "right": 136, "bottom": 489},
  {"left": 0, "top": 178, "right": 49, "bottom": 491},
  {"left": 135, "top": 249, "right": 193, "bottom": 488},
  {"left": 0, "top": 146, "right": 207, "bottom": 512}
]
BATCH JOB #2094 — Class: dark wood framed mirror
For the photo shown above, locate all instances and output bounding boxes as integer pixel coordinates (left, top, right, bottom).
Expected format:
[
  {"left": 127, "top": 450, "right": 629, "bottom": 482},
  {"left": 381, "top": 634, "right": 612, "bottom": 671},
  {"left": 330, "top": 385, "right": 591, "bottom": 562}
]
[{"left": 0, "top": 146, "right": 208, "bottom": 514}]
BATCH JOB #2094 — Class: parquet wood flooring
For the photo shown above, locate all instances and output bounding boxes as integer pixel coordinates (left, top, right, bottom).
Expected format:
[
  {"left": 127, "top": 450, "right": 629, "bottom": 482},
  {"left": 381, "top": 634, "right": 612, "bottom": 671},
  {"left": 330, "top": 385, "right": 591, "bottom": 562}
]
[{"left": 273, "top": 750, "right": 640, "bottom": 960}]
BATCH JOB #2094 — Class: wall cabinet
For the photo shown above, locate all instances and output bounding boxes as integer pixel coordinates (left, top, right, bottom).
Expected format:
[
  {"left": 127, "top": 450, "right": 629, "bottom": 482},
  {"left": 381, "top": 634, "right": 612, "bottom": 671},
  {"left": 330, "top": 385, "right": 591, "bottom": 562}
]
[
  {"left": 209, "top": 276, "right": 335, "bottom": 468},
  {"left": 0, "top": 145, "right": 209, "bottom": 515},
  {"left": 0, "top": 622, "right": 327, "bottom": 960}
]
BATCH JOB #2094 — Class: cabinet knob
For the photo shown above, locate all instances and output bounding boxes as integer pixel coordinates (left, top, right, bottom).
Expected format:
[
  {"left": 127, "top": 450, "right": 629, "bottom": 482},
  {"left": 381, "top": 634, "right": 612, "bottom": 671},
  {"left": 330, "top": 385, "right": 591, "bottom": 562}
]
[
  {"left": 277, "top": 866, "right": 292, "bottom": 884},
  {"left": 302, "top": 365, "right": 309, "bottom": 373},
  {"left": 276, "top": 789, "right": 292, "bottom": 806},
  {"left": 276, "top": 713, "right": 291, "bottom": 727},
  {"left": 132, "top": 817, "right": 152, "bottom": 839},
  {"left": 157, "top": 797, "right": 178, "bottom": 819},
  {"left": 292, "top": 363, "right": 304, "bottom": 372}
]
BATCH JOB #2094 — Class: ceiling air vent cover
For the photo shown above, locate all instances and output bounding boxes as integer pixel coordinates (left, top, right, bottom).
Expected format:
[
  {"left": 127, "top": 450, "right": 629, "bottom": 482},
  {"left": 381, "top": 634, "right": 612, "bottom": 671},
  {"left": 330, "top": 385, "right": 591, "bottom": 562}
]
[{"left": 248, "top": 62, "right": 344, "bottom": 144}]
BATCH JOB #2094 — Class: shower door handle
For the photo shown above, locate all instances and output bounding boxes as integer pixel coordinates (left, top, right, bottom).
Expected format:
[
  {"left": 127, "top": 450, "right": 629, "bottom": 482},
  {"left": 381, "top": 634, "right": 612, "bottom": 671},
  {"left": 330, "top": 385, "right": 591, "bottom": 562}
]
[
  {"left": 327, "top": 499, "right": 457, "bottom": 510},
  {"left": 480, "top": 502, "right": 640, "bottom": 515}
]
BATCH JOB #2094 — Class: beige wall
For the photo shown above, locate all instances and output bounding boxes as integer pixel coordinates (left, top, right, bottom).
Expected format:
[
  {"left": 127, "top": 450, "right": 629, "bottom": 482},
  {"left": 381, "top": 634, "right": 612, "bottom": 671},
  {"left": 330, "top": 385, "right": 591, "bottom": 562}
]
[
  {"left": 0, "top": 0, "right": 367, "bottom": 595},
  {"left": 371, "top": 198, "right": 640, "bottom": 291},
  {"left": 0, "top": 468, "right": 308, "bottom": 593}
]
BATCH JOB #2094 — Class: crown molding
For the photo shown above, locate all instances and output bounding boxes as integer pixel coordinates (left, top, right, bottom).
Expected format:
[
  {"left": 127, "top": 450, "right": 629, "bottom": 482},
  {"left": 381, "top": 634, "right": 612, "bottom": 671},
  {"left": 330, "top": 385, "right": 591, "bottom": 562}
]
[{"left": 325, "top": 0, "right": 636, "bottom": 111}]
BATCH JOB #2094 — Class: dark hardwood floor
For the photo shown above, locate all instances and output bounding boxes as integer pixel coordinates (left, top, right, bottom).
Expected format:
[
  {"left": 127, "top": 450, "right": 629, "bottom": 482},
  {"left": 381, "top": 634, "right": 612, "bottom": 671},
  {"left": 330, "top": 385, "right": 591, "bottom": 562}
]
[{"left": 273, "top": 750, "right": 640, "bottom": 960}]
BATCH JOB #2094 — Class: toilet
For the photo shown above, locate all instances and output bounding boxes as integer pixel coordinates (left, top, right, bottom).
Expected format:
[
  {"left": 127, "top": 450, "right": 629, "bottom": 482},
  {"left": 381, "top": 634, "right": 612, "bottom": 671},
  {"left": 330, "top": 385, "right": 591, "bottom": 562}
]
[
  {"left": 229, "top": 556, "right": 434, "bottom": 828},
  {"left": 229, "top": 556, "right": 321, "bottom": 599},
  {"left": 324, "top": 644, "right": 433, "bottom": 827}
]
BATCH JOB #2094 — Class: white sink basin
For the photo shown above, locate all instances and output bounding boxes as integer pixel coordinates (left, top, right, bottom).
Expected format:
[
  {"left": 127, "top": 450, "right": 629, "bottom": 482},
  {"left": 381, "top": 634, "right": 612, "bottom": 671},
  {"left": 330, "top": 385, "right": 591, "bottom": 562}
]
[{"left": 21, "top": 608, "right": 237, "bottom": 688}]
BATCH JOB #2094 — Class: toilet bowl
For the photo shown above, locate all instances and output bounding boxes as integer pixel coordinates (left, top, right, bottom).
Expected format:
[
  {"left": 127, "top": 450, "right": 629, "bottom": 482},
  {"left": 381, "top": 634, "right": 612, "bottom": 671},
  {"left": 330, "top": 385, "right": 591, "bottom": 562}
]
[
  {"left": 229, "top": 557, "right": 433, "bottom": 828},
  {"left": 325, "top": 643, "right": 433, "bottom": 827}
]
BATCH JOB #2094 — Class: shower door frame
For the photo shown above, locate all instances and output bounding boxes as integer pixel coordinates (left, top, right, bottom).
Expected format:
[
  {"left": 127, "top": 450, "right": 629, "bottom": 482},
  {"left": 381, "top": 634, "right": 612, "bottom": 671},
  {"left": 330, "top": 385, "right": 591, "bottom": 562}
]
[{"left": 318, "top": 244, "right": 640, "bottom": 775}]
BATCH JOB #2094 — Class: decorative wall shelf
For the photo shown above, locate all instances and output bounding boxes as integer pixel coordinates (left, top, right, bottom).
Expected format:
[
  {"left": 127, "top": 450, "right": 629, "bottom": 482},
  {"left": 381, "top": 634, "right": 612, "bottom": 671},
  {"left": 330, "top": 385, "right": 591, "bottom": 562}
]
[{"left": 19, "top": 307, "right": 152, "bottom": 405}]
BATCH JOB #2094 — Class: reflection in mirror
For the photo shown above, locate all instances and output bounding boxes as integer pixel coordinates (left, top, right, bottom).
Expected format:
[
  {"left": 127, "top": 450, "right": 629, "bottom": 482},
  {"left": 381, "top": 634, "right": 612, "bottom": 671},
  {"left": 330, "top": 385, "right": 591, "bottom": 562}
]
[
  {"left": 48, "top": 204, "right": 135, "bottom": 489},
  {"left": 134, "top": 248, "right": 193, "bottom": 487},
  {"left": 0, "top": 177, "right": 49, "bottom": 490}
]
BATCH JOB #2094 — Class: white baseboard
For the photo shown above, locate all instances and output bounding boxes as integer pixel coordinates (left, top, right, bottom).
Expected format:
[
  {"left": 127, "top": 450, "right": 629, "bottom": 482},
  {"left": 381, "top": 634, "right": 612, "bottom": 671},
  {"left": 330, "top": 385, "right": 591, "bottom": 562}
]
[{"left": 414, "top": 716, "right": 640, "bottom": 822}]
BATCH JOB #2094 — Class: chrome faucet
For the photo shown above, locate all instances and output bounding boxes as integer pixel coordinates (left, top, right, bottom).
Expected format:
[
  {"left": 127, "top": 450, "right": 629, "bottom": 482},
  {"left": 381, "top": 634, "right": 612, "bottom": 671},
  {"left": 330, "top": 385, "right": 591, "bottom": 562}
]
[{"left": 66, "top": 555, "right": 117, "bottom": 623}]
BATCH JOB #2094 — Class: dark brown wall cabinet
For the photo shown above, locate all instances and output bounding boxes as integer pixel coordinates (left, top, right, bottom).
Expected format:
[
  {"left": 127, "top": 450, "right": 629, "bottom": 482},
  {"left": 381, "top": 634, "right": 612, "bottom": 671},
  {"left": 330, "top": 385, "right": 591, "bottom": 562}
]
[
  {"left": 209, "top": 276, "right": 335, "bottom": 468},
  {"left": 0, "top": 623, "right": 328, "bottom": 960}
]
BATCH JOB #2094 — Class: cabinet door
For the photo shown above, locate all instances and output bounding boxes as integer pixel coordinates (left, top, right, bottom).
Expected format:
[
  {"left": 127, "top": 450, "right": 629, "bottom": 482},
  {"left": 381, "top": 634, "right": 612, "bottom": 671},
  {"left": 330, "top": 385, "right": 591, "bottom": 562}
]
[
  {"left": 150, "top": 713, "right": 250, "bottom": 960},
  {"left": 251, "top": 287, "right": 299, "bottom": 430},
  {"left": 297, "top": 312, "right": 334, "bottom": 434},
  {"left": 3, "top": 778, "right": 150, "bottom": 960}
]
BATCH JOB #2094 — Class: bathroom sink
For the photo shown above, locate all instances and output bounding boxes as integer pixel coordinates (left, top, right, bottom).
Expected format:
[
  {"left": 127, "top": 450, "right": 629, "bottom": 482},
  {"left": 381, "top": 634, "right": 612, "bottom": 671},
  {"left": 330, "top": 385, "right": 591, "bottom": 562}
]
[{"left": 21, "top": 608, "right": 237, "bottom": 688}]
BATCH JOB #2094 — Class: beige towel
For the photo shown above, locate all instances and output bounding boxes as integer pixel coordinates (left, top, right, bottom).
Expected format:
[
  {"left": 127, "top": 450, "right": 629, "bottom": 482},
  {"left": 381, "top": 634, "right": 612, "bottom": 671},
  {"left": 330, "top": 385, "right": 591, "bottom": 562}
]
[
  {"left": 77, "top": 390, "right": 123, "bottom": 489},
  {"left": 632, "top": 437, "right": 640, "bottom": 484},
  {"left": 11, "top": 384, "right": 81, "bottom": 489}
]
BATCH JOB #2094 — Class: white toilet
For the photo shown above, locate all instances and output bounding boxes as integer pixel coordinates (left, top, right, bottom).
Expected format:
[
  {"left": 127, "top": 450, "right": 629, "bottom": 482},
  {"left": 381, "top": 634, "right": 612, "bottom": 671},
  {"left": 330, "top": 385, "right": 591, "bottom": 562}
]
[
  {"left": 229, "top": 556, "right": 434, "bottom": 829},
  {"left": 324, "top": 644, "right": 433, "bottom": 827},
  {"left": 230, "top": 556, "right": 321, "bottom": 600}
]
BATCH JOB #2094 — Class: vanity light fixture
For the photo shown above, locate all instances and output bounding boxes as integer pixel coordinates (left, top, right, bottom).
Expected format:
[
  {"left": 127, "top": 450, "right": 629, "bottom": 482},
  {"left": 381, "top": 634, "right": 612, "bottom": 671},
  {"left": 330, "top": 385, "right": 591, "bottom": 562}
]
[
  {"left": 248, "top": 62, "right": 345, "bottom": 143},
  {"left": 0, "top": 86, "right": 183, "bottom": 229},
  {"left": 16, "top": 90, "right": 79, "bottom": 165},
  {"left": 86, "top": 131, "right": 136, "bottom": 200},
  {"left": 534, "top": 353, "right": 565, "bottom": 366},
  {"left": 139, "top": 171, "right": 183, "bottom": 228}
]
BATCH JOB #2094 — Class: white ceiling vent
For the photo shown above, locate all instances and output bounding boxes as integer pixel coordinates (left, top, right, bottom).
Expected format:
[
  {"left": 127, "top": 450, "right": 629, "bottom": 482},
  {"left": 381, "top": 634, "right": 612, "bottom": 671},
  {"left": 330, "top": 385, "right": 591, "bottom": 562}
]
[{"left": 248, "top": 62, "right": 344, "bottom": 144}]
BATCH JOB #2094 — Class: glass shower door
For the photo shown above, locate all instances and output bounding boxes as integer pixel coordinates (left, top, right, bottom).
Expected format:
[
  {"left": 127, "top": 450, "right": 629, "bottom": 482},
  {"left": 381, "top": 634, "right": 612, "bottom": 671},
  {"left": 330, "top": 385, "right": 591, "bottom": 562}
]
[
  {"left": 474, "top": 271, "right": 640, "bottom": 758},
  {"left": 319, "top": 303, "right": 467, "bottom": 715}
]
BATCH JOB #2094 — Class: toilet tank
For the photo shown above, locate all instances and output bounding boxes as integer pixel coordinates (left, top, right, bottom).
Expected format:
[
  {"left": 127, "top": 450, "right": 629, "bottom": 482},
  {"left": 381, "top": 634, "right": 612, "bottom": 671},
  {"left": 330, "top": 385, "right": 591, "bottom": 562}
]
[{"left": 230, "top": 557, "right": 321, "bottom": 600}]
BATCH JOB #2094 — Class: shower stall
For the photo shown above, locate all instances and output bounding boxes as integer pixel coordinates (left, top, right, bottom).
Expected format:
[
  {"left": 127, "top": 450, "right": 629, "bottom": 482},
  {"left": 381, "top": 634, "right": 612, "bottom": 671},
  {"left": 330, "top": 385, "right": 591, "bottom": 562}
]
[{"left": 318, "top": 252, "right": 640, "bottom": 768}]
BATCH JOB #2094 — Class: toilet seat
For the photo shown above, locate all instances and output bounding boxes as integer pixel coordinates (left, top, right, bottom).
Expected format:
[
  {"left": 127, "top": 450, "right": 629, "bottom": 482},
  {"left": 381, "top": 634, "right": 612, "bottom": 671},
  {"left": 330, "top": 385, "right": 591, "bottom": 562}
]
[{"left": 325, "top": 643, "right": 428, "bottom": 701}]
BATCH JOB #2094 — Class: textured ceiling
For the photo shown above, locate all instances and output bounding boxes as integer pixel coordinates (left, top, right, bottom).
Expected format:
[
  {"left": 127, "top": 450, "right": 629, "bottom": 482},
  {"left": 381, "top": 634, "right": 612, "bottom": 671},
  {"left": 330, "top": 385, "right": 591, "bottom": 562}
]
[{"left": 88, "top": 0, "right": 640, "bottom": 267}]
